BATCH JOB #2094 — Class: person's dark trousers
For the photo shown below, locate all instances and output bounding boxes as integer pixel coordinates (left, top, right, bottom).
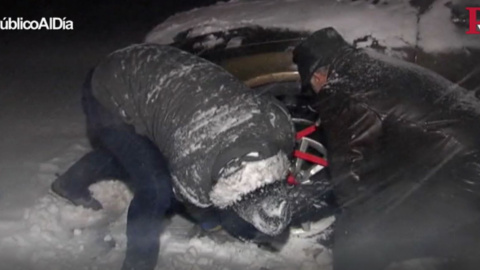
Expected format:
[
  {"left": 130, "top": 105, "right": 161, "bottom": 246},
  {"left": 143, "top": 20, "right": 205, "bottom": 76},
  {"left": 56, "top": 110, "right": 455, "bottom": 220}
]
[{"left": 52, "top": 69, "right": 173, "bottom": 270}]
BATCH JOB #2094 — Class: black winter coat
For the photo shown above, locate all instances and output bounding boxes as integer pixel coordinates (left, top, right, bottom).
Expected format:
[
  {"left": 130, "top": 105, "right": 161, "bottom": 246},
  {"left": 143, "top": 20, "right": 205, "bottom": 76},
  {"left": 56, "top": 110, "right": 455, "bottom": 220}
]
[
  {"left": 313, "top": 48, "right": 480, "bottom": 269},
  {"left": 90, "top": 44, "right": 295, "bottom": 210}
]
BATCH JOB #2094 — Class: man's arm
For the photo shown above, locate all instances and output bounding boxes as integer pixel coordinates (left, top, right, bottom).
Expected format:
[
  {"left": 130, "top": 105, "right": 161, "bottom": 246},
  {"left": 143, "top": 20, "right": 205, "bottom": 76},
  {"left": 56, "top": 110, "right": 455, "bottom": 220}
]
[{"left": 324, "top": 101, "right": 383, "bottom": 207}]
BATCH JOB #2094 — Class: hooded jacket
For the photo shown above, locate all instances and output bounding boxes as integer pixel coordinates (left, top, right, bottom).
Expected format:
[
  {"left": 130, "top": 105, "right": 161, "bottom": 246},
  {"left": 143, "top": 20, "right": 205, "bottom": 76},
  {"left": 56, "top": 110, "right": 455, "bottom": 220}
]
[
  {"left": 294, "top": 27, "right": 480, "bottom": 207},
  {"left": 90, "top": 44, "right": 295, "bottom": 234},
  {"left": 293, "top": 28, "right": 480, "bottom": 269}
]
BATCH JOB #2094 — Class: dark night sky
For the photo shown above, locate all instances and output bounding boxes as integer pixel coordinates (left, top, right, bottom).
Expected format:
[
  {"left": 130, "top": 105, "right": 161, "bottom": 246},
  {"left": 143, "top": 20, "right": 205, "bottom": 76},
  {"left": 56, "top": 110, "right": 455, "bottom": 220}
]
[
  {"left": 1, "top": 0, "right": 226, "bottom": 65},
  {"left": 0, "top": 0, "right": 227, "bottom": 114},
  {"left": 2, "top": 0, "right": 224, "bottom": 34},
  {"left": 3, "top": 1, "right": 224, "bottom": 21}
]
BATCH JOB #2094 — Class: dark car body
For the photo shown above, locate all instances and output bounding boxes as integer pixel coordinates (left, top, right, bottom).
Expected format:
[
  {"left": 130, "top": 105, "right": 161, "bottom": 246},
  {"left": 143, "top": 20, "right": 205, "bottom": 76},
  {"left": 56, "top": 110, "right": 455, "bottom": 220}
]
[{"left": 170, "top": 26, "right": 479, "bottom": 91}]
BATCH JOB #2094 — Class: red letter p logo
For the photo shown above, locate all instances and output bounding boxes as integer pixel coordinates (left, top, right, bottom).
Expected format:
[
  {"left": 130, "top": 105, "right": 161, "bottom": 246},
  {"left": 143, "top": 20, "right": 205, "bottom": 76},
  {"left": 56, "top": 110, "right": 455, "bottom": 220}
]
[{"left": 466, "top": 7, "right": 480, "bottom": 34}]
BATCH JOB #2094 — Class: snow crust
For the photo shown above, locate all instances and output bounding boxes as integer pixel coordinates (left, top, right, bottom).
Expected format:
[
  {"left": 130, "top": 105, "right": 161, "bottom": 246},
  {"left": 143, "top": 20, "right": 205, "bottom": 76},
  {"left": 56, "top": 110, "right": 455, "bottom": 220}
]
[
  {"left": 173, "top": 103, "right": 259, "bottom": 160},
  {"left": 160, "top": 218, "right": 334, "bottom": 270}
]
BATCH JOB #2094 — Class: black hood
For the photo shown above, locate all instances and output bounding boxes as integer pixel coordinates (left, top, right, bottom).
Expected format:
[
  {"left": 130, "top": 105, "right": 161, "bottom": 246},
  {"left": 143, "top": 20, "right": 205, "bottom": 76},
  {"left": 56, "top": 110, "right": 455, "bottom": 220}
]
[
  {"left": 210, "top": 148, "right": 292, "bottom": 236},
  {"left": 292, "top": 27, "right": 352, "bottom": 88},
  {"left": 231, "top": 181, "right": 291, "bottom": 236}
]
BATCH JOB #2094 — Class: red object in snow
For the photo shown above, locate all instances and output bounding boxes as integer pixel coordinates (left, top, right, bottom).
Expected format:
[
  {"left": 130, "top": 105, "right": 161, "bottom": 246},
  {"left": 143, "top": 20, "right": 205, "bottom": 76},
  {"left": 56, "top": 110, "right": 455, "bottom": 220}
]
[
  {"left": 293, "top": 150, "right": 328, "bottom": 167},
  {"left": 287, "top": 173, "right": 299, "bottom": 185},
  {"left": 295, "top": 125, "right": 317, "bottom": 140}
]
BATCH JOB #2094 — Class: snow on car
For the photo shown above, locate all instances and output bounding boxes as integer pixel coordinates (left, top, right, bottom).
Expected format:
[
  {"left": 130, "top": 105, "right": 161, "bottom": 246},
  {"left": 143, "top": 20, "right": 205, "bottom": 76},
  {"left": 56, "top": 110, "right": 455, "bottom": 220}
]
[
  {"left": 147, "top": 0, "right": 479, "bottom": 90},
  {"left": 147, "top": 0, "right": 480, "bottom": 53}
]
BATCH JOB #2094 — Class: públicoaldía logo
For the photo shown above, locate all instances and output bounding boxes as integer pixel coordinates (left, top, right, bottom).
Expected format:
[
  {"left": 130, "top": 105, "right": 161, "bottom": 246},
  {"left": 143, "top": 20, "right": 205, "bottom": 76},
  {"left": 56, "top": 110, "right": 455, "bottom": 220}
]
[{"left": 0, "top": 17, "right": 74, "bottom": 30}]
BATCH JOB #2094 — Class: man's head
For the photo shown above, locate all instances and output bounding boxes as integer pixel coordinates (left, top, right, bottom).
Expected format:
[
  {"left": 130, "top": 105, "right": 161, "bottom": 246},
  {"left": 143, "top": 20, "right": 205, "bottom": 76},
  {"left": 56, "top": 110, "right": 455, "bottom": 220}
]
[
  {"left": 231, "top": 181, "right": 291, "bottom": 236},
  {"left": 210, "top": 149, "right": 292, "bottom": 236},
  {"left": 292, "top": 27, "right": 351, "bottom": 92},
  {"left": 209, "top": 98, "right": 295, "bottom": 236},
  {"left": 310, "top": 66, "right": 329, "bottom": 93}
]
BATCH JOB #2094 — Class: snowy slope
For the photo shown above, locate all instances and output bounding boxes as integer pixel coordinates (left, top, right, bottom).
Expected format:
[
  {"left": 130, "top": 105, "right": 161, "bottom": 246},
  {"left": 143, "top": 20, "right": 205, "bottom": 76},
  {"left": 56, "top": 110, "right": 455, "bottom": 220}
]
[{"left": 146, "top": 0, "right": 480, "bottom": 53}]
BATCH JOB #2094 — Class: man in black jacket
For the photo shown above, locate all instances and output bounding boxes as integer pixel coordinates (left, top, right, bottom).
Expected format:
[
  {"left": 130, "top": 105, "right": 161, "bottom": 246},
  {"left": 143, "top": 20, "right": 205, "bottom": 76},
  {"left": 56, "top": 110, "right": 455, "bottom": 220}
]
[
  {"left": 52, "top": 44, "right": 295, "bottom": 270},
  {"left": 293, "top": 27, "right": 480, "bottom": 270}
]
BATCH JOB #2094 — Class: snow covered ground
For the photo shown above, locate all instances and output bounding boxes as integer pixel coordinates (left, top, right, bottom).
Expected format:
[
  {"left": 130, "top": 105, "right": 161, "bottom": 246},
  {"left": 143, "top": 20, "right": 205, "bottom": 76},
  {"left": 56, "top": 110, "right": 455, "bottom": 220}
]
[
  {"left": 0, "top": 137, "right": 333, "bottom": 270},
  {"left": 1, "top": 0, "right": 478, "bottom": 269}
]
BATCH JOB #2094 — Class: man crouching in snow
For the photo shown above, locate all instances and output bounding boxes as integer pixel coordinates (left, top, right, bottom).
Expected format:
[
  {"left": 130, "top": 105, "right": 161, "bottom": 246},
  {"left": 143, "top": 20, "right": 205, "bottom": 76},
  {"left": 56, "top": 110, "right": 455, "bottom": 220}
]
[
  {"left": 51, "top": 44, "right": 295, "bottom": 270},
  {"left": 293, "top": 27, "right": 480, "bottom": 270}
]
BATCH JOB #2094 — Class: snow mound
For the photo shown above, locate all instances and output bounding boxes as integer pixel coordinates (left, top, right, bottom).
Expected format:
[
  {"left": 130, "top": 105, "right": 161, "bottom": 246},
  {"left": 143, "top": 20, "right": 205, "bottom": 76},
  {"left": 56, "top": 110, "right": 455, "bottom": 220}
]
[
  {"left": 159, "top": 216, "right": 334, "bottom": 270},
  {"left": 1, "top": 176, "right": 333, "bottom": 270},
  {"left": 0, "top": 141, "right": 332, "bottom": 270},
  {"left": 0, "top": 180, "right": 133, "bottom": 270}
]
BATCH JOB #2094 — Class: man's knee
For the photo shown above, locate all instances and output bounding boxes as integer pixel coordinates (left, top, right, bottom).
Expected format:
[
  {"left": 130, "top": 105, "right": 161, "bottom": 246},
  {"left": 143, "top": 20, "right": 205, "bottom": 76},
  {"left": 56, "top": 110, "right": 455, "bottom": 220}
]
[{"left": 130, "top": 185, "right": 173, "bottom": 216}]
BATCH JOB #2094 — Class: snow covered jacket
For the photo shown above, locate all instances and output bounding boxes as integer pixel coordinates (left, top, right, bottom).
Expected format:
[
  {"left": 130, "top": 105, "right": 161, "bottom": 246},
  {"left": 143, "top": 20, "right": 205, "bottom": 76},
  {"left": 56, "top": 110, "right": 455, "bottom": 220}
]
[
  {"left": 294, "top": 28, "right": 480, "bottom": 208},
  {"left": 90, "top": 44, "right": 295, "bottom": 234},
  {"left": 293, "top": 27, "right": 480, "bottom": 269},
  {"left": 321, "top": 49, "right": 480, "bottom": 208}
]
